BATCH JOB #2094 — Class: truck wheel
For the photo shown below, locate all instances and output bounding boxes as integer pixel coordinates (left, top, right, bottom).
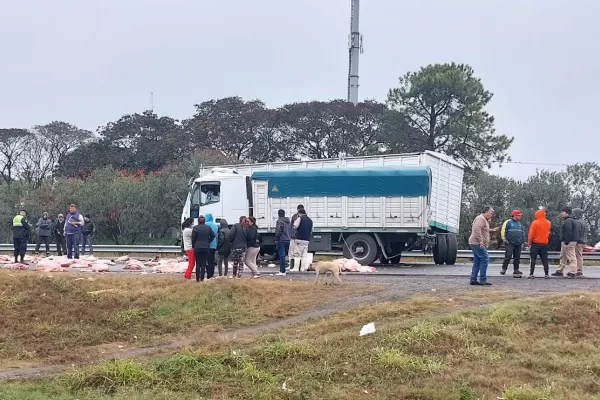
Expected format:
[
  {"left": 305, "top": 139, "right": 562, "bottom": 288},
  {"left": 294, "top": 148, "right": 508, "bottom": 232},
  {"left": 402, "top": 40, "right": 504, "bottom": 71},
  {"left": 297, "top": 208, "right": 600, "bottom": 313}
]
[
  {"left": 258, "top": 249, "right": 277, "bottom": 262},
  {"left": 445, "top": 233, "right": 458, "bottom": 265},
  {"left": 343, "top": 234, "right": 378, "bottom": 266},
  {"left": 433, "top": 234, "right": 447, "bottom": 265}
]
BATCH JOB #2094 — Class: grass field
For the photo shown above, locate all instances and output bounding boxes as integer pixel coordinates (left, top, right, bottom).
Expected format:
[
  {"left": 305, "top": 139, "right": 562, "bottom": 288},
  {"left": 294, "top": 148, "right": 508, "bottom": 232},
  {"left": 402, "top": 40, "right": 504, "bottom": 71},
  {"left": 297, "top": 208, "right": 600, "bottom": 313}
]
[
  {"left": 3, "top": 286, "right": 600, "bottom": 399},
  {"left": 0, "top": 270, "right": 381, "bottom": 369}
]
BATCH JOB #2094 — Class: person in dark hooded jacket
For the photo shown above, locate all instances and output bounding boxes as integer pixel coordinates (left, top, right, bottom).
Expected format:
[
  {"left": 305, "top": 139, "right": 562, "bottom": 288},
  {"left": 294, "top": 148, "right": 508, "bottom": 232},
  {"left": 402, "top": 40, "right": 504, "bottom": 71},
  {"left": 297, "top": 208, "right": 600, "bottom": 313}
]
[
  {"left": 191, "top": 215, "right": 216, "bottom": 282},
  {"left": 35, "top": 212, "right": 53, "bottom": 255},
  {"left": 216, "top": 219, "right": 231, "bottom": 277},
  {"left": 552, "top": 207, "right": 578, "bottom": 278},
  {"left": 274, "top": 209, "right": 292, "bottom": 275}
]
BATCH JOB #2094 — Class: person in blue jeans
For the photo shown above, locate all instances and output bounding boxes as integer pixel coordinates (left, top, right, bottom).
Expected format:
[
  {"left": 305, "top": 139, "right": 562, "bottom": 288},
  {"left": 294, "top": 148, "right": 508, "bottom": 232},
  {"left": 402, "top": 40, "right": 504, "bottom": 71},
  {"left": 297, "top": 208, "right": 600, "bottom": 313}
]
[
  {"left": 274, "top": 209, "right": 292, "bottom": 276},
  {"left": 468, "top": 206, "right": 499, "bottom": 286}
]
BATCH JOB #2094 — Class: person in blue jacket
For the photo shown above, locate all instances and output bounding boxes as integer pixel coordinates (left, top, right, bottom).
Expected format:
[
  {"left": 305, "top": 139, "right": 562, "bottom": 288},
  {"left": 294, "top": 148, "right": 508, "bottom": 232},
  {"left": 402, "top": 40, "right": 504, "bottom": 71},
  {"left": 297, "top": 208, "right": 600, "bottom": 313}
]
[
  {"left": 204, "top": 213, "right": 219, "bottom": 279},
  {"left": 500, "top": 210, "right": 526, "bottom": 278}
]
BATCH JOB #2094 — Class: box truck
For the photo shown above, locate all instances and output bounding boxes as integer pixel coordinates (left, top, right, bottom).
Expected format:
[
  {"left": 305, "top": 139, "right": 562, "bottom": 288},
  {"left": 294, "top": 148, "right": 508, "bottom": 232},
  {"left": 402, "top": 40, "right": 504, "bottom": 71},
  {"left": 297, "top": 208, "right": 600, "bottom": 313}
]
[{"left": 181, "top": 150, "right": 464, "bottom": 265}]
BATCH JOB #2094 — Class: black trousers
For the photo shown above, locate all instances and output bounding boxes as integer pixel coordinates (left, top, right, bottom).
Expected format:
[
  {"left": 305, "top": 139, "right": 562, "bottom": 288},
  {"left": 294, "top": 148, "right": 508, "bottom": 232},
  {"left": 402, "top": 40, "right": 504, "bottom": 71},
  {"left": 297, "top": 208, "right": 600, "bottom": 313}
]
[
  {"left": 208, "top": 249, "right": 215, "bottom": 279},
  {"left": 13, "top": 238, "right": 27, "bottom": 261},
  {"left": 530, "top": 243, "right": 549, "bottom": 275},
  {"left": 501, "top": 244, "right": 522, "bottom": 272},
  {"left": 194, "top": 248, "right": 210, "bottom": 281},
  {"left": 35, "top": 236, "right": 51, "bottom": 253},
  {"left": 55, "top": 235, "right": 67, "bottom": 256}
]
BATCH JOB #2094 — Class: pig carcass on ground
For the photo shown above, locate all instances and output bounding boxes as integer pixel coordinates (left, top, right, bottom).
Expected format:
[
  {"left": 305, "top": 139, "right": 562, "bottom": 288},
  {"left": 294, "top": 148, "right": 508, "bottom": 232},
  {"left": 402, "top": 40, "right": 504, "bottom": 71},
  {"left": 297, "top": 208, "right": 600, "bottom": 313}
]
[
  {"left": 35, "top": 259, "right": 65, "bottom": 272},
  {"left": 123, "top": 259, "right": 145, "bottom": 270},
  {"left": 91, "top": 264, "right": 110, "bottom": 272},
  {"left": 1, "top": 263, "right": 29, "bottom": 270},
  {"left": 153, "top": 262, "right": 189, "bottom": 274},
  {"left": 332, "top": 258, "right": 377, "bottom": 273}
]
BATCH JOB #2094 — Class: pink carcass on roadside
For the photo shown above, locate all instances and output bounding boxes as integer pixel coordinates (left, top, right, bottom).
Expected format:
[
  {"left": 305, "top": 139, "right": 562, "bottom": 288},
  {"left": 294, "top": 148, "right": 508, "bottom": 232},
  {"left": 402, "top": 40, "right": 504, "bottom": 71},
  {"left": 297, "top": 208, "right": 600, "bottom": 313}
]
[
  {"left": 153, "top": 262, "right": 189, "bottom": 274},
  {"left": 333, "top": 258, "right": 377, "bottom": 273},
  {"left": 1, "top": 263, "right": 29, "bottom": 270},
  {"left": 123, "top": 259, "right": 146, "bottom": 270},
  {"left": 35, "top": 259, "right": 65, "bottom": 272},
  {"left": 91, "top": 264, "right": 110, "bottom": 272}
]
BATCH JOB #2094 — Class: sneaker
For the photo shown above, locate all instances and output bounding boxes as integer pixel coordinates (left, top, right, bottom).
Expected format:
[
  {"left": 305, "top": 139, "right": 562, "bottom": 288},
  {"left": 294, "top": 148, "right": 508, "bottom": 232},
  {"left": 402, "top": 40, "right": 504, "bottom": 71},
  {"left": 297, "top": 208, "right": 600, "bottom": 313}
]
[
  {"left": 252, "top": 275, "right": 262, "bottom": 279},
  {"left": 500, "top": 269, "right": 507, "bottom": 275},
  {"left": 228, "top": 276, "right": 233, "bottom": 279},
  {"left": 514, "top": 270, "right": 523, "bottom": 275},
  {"left": 528, "top": 275, "right": 534, "bottom": 279},
  {"left": 551, "top": 271, "right": 564, "bottom": 277},
  {"left": 275, "top": 272, "right": 287, "bottom": 276},
  {"left": 470, "top": 281, "right": 482, "bottom": 286},
  {"left": 545, "top": 275, "right": 550, "bottom": 279},
  {"left": 576, "top": 271, "right": 583, "bottom": 276},
  {"left": 566, "top": 272, "right": 576, "bottom": 279},
  {"left": 513, "top": 273, "right": 522, "bottom": 278},
  {"left": 480, "top": 282, "right": 493, "bottom": 286}
]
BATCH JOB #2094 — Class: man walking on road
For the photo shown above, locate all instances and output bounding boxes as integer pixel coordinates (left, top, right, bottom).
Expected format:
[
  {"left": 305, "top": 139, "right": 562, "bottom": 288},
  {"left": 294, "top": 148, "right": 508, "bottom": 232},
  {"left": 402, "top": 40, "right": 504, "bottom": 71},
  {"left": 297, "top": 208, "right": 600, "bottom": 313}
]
[
  {"left": 500, "top": 210, "right": 526, "bottom": 278},
  {"left": 572, "top": 208, "right": 587, "bottom": 276},
  {"left": 12, "top": 209, "right": 30, "bottom": 264},
  {"left": 552, "top": 207, "right": 579, "bottom": 278},
  {"left": 468, "top": 206, "right": 498, "bottom": 286},
  {"left": 527, "top": 208, "right": 551, "bottom": 279}
]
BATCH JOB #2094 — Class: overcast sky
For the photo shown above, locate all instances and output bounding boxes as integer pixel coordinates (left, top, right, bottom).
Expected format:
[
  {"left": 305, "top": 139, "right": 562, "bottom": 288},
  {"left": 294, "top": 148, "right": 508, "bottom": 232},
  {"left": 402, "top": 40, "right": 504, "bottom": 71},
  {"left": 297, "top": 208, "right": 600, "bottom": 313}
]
[{"left": 1, "top": 0, "right": 597, "bottom": 180}]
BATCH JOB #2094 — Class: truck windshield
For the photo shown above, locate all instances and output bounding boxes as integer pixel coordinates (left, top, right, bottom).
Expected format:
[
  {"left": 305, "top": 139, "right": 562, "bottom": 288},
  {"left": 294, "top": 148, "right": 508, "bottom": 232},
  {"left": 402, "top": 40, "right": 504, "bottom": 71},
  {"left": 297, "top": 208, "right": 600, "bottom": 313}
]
[{"left": 192, "top": 182, "right": 221, "bottom": 207}]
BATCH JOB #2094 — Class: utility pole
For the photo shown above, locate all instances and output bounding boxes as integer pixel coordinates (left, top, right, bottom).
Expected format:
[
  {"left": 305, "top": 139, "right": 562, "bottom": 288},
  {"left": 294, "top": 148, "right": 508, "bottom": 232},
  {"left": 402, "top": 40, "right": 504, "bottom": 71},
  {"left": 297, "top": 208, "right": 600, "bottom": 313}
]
[{"left": 347, "top": 0, "right": 363, "bottom": 105}]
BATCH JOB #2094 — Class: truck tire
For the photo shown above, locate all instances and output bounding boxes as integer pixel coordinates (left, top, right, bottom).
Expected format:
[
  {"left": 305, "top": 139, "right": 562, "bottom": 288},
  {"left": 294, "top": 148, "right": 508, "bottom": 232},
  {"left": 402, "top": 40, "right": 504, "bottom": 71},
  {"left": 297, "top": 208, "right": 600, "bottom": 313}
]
[
  {"left": 433, "top": 234, "right": 447, "bottom": 265},
  {"left": 343, "top": 233, "right": 378, "bottom": 266},
  {"left": 445, "top": 233, "right": 458, "bottom": 265}
]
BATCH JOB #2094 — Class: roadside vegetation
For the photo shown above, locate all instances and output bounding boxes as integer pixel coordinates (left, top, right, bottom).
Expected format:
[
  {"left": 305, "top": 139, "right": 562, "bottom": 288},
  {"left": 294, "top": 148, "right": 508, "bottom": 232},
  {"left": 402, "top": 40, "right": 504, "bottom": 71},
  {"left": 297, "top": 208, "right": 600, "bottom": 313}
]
[
  {"left": 2, "top": 289, "right": 600, "bottom": 399},
  {"left": 0, "top": 270, "right": 380, "bottom": 368}
]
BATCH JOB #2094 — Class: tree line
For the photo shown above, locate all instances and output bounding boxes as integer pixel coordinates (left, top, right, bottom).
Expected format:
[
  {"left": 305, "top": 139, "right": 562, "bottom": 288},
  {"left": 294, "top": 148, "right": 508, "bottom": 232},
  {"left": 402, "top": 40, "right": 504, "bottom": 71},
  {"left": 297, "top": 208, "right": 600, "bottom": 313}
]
[{"left": 1, "top": 62, "right": 597, "bottom": 248}]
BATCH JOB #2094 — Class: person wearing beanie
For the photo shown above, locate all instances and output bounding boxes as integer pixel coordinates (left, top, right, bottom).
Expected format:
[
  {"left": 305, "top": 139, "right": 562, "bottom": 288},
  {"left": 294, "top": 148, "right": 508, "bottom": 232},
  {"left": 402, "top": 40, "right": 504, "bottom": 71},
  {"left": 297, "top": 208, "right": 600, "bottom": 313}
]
[
  {"left": 552, "top": 207, "right": 578, "bottom": 278},
  {"left": 572, "top": 208, "right": 587, "bottom": 276},
  {"left": 527, "top": 208, "right": 551, "bottom": 279},
  {"left": 500, "top": 209, "right": 526, "bottom": 278}
]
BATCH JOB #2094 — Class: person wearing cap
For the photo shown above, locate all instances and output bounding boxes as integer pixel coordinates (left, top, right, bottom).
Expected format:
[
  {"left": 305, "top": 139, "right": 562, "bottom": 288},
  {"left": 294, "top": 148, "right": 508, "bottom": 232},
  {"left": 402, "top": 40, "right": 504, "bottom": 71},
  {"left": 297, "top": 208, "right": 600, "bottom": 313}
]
[
  {"left": 12, "top": 209, "right": 30, "bottom": 264},
  {"left": 500, "top": 210, "right": 526, "bottom": 278},
  {"left": 552, "top": 207, "right": 579, "bottom": 278}
]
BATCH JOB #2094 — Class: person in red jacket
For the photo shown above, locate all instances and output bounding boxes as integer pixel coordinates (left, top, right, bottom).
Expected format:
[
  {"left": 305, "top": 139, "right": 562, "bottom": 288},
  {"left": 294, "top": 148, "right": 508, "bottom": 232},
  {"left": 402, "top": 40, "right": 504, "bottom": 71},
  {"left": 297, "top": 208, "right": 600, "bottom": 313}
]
[{"left": 528, "top": 208, "right": 552, "bottom": 279}]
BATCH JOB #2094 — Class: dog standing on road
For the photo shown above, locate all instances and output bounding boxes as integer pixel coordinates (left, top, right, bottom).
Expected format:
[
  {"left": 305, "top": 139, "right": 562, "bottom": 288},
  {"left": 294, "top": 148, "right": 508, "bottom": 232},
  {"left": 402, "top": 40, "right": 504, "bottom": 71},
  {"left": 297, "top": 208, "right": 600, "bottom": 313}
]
[{"left": 313, "top": 261, "right": 343, "bottom": 286}]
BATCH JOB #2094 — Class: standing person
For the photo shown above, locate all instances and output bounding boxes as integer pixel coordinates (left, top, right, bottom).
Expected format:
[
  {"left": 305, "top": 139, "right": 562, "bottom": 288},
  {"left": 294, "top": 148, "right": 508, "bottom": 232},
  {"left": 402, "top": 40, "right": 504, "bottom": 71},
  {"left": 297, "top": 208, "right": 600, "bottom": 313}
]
[
  {"left": 81, "top": 215, "right": 96, "bottom": 256},
  {"left": 500, "top": 210, "right": 525, "bottom": 278},
  {"left": 216, "top": 219, "right": 232, "bottom": 277},
  {"left": 527, "top": 208, "right": 552, "bottom": 279},
  {"left": 572, "top": 208, "right": 587, "bottom": 276},
  {"left": 468, "top": 206, "right": 498, "bottom": 286},
  {"left": 552, "top": 207, "right": 579, "bottom": 278},
  {"left": 289, "top": 205, "right": 304, "bottom": 270},
  {"left": 53, "top": 214, "right": 67, "bottom": 256},
  {"left": 65, "top": 204, "right": 84, "bottom": 259},
  {"left": 244, "top": 216, "right": 262, "bottom": 279},
  {"left": 291, "top": 209, "right": 313, "bottom": 271},
  {"left": 275, "top": 209, "right": 292, "bottom": 276},
  {"left": 182, "top": 218, "right": 195, "bottom": 280},
  {"left": 191, "top": 215, "right": 216, "bottom": 282},
  {"left": 12, "top": 209, "right": 30, "bottom": 264},
  {"left": 205, "top": 213, "right": 219, "bottom": 274},
  {"left": 229, "top": 216, "right": 248, "bottom": 279},
  {"left": 35, "top": 212, "right": 53, "bottom": 256}
]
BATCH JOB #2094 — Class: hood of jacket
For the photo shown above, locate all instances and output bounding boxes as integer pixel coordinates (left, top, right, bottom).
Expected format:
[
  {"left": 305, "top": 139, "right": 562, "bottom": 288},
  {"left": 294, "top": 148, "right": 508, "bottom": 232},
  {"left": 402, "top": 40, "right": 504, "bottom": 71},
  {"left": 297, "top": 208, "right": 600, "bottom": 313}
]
[
  {"left": 219, "top": 218, "right": 228, "bottom": 228},
  {"left": 278, "top": 217, "right": 290, "bottom": 224},
  {"left": 205, "top": 213, "right": 214, "bottom": 223},
  {"left": 572, "top": 208, "right": 584, "bottom": 219},
  {"left": 534, "top": 209, "right": 547, "bottom": 220}
]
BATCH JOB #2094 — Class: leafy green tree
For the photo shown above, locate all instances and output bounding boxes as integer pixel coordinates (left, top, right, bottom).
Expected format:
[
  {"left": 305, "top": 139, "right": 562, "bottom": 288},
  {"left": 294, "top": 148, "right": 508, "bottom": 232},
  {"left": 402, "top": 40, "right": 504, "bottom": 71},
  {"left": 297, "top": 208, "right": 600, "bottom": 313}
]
[
  {"left": 387, "top": 63, "right": 513, "bottom": 170},
  {"left": 565, "top": 163, "right": 600, "bottom": 244},
  {"left": 99, "top": 110, "right": 183, "bottom": 171}
]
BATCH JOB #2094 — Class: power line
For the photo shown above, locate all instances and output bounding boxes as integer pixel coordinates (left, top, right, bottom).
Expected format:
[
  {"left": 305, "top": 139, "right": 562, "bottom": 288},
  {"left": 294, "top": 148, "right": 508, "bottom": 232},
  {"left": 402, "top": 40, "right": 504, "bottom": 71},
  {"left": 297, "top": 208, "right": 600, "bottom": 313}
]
[{"left": 503, "top": 161, "right": 569, "bottom": 167}]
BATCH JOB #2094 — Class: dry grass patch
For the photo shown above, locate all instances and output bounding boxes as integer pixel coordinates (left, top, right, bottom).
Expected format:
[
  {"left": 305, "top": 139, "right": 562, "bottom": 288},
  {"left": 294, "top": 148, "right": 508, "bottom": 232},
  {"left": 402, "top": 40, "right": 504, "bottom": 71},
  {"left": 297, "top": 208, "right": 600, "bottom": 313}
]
[
  {"left": 6, "top": 291, "right": 600, "bottom": 399},
  {"left": 0, "top": 270, "right": 381, "bottom": 367}
]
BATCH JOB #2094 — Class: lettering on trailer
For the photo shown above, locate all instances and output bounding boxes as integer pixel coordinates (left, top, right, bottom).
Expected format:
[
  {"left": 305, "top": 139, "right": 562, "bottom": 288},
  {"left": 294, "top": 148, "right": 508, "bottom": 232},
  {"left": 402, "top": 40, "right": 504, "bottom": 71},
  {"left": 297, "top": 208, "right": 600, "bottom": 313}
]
[{"left": 271, "top": 185, "right": 279, "bottom": 193}]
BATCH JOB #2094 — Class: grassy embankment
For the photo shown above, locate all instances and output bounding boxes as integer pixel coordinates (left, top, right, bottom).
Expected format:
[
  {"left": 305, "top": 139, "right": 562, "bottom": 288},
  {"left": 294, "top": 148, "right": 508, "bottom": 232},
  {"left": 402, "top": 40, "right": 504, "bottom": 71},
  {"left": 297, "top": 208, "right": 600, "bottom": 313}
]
[{"left": 3, "top": 282, "right": 600, "bottom": 399}]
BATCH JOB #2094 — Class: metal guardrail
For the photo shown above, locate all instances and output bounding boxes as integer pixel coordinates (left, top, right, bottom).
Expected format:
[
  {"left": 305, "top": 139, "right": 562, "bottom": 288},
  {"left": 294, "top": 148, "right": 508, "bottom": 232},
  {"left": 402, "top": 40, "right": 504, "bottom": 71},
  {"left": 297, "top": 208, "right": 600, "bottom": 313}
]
[{"left": 1, "top": 244, "right": 599, "bottom": 260}]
